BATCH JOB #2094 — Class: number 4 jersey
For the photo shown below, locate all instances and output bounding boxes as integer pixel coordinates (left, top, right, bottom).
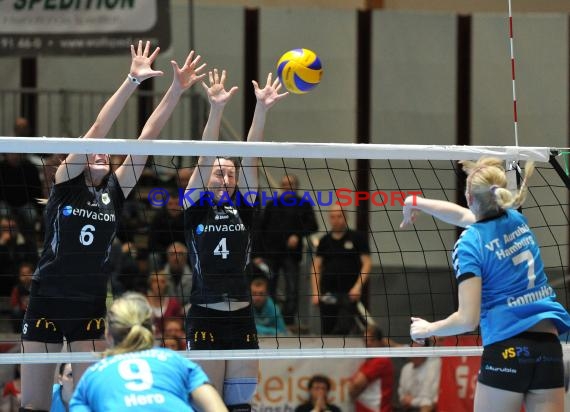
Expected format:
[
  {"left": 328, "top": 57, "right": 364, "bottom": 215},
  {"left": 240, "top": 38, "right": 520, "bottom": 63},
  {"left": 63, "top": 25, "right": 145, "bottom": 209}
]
[
  {"left": 34, "top": 172, "right": 124, "bottom": 300},
  {"left": 184, "top": 192, "right": 256, "bottom": 305},
  {"left": 452, "top": 208, "right": 570, "bottom": 346}
]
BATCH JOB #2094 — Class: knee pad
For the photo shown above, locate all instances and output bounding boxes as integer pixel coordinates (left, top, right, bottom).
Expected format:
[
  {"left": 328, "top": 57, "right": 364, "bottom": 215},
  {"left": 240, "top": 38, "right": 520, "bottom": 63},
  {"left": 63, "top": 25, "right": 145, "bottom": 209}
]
[{"left": 223, "top": 377, "right": 257, "bottom": 407}]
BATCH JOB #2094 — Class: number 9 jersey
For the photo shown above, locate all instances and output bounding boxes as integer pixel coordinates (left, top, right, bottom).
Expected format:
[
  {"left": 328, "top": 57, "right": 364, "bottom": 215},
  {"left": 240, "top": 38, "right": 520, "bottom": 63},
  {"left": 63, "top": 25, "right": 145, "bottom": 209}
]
[
  {"left": 452, "top": 209, "right": 570, "bottom": 346},
  {"left": 34, "top": 172, "right": 124, "bottom": 300},
  {"left": 70, "top": 347, "right": 209, "bottom": 411}
]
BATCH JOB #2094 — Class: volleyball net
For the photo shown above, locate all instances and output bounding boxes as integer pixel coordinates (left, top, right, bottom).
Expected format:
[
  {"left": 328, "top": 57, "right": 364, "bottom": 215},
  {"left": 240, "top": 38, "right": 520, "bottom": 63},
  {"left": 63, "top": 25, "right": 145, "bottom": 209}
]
[{"left": 0, "top": 137, "right": 568, "bottom": 363}]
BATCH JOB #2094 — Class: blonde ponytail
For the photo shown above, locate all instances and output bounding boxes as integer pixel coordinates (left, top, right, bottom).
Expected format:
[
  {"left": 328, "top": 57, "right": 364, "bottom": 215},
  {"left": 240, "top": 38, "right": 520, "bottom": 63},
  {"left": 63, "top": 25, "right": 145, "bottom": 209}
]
[
  {"left": 104, "top": 292, "right": 155, "bottom": 357},
  {"left": 460, "top": 157, "right": 534, "bottom": 215}
]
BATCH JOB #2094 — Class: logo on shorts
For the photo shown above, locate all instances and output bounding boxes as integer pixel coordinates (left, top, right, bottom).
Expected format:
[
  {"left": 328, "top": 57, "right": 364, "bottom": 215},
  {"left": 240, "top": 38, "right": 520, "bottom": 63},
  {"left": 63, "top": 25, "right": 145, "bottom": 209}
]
[
  {"left": 193, "top": 331, "right": 214, "bottom": 343},
  {"left": 35, "top": 318, "right": 56, "bottom": 331},
  {"left": 86, "top": 318, "right": 105, "bottom": 331}
]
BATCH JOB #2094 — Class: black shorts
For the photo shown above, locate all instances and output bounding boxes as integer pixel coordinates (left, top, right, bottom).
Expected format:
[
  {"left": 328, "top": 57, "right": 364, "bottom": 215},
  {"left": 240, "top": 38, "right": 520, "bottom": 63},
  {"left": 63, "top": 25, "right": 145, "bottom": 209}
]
[
  {"left": 478, "top": 332, "right": 564, "bottom": 393},
  {"left": 22, "top": 283, "right": 106, "bottom": 343},
  {"left": 186, "top": 304, "right": 258, "bottom": 350}
]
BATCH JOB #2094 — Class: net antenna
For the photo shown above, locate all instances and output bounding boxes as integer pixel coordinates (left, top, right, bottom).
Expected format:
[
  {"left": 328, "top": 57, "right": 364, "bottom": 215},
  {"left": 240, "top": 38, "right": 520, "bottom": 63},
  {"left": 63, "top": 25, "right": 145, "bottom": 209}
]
[{"left": 507, "top": 0, "right": 520, "bottom": 147}]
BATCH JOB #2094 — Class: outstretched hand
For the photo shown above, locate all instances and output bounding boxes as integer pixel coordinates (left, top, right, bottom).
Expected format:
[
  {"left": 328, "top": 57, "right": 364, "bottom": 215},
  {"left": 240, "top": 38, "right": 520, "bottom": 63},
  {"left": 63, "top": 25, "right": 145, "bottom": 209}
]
[
  {"left": 400, "top": 195, "right": 422, "bottom": 228},
  {"left": 400, "top": 205, "right": 419, "bottom": 228},
  {"left": 201, "top": 69, "right": 239, "bottom": 107},
  {"left": 410, "top": 316, "right": 431, "bottom": 345},
  {"left": 170, "top": 50, "right": 207, "bottom": 91},
  {"left": 129, "top": 40, "right": 164, "bottom": 81},
  {"left": 253, "top": 73, "right": 288, "bottom": 110}
]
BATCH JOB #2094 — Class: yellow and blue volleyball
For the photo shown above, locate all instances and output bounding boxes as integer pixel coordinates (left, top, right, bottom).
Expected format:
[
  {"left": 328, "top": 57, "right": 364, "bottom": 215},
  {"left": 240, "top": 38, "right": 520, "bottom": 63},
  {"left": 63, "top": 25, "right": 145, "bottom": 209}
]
[{"left": 276, "top": 48, "right": 322, "bottom": 94}]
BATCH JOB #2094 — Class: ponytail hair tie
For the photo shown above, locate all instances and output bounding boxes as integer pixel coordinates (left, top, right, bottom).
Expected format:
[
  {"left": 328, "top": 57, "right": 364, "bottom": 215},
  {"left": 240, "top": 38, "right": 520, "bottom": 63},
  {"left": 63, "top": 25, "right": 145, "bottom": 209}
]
[{"left": 490, "top": 185, "right": 499, "bottom": 194}]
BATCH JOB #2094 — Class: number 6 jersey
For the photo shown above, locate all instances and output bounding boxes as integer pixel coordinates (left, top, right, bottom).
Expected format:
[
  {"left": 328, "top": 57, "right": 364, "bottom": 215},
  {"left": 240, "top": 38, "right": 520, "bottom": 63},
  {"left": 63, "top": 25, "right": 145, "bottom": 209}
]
[
  {"left": 34, "top": 172, "right": 124, "bottom": 300},
  {"left": 452, "top": 209, "right": 570, "bottom": 346},
  {"left": 184, "top": 192, "right": 256, "bottom": 305}
]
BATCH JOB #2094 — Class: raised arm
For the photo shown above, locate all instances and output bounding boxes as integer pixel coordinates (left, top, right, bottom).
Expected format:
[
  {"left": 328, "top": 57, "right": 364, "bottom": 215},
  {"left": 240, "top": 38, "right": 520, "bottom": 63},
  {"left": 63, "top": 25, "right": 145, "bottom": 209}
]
[
  {"left": 183, "top": 69, "right": 238, "bottom": 208},
  {"left": 115, "top": 50, "right": 207, "bottom": 197},
  {"left": 400, "top": 196, "right": 476, "bottom": 229},
  {"left": 240, "top": 73, "right": 288, "bottom": 203},
  {"left": 55, "top": 40, "right": 163, "bottom": 184}
]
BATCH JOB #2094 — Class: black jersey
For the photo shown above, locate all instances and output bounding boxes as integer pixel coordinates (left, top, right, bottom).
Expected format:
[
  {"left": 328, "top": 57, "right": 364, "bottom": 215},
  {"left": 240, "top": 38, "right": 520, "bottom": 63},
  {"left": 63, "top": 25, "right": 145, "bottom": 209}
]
[
  {"left": 316, "top": 229, "right": 370, "bottom": 294},
  {"left": 184, "top": 192, "right": 256, "bottom": 304},
  {"left": 34, "top": 172, "right": 124, "bottom": 300}
]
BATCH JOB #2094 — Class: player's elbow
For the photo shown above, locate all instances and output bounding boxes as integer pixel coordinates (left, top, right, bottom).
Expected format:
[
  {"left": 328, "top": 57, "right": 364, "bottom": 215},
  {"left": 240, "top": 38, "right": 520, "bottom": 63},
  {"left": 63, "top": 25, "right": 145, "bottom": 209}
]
[{"left": 460, "top": 312, "right": 480, "bottom": 331}]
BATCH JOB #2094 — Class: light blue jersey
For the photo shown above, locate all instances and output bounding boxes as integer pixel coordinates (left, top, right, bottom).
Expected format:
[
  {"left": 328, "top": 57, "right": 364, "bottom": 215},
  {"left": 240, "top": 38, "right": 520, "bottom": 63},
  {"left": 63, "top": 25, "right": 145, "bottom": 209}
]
[
  {"left": 453, "top": 209, "right": 570, "bottom": 346},
  {"left": 51, "top": 384, "right": 67, "bottom": 412},
  {"left": 70, "top": 347, "right": 209, "bottom": 411}
]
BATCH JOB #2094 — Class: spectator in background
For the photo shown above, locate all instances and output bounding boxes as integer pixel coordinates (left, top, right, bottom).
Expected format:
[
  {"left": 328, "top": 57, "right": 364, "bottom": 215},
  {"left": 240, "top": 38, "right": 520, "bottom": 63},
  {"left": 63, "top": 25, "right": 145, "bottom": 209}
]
[
  {"left": 0, "top": 216, "right": 38, "bottom": 296},
  {"left": 0, "top": 119, "right": 43, "bottom": 233},
  {"left": 162, "top": 317, "right": 186, "bottom": 350},
  {"left": 161, "top": 241, "right": 192, "bottom": 308},
  {"left": 312, "top": 204, "right": 371, "bottom": 335},
  {"left": 295, "top": 375, "right": 342, "bottom": 412},
  {"left": 348, "top": 326, "right": 395, "bottom": 412},
  {"left": 148, "top": 189, "right": 185, "bottom": 267},
  {"left": 256, "top": 174, "right": 318, "bottom": 325},
  {"left": 51, "top": 363, "right": 73, "bottom": 412},
  {"left": 398, "top": 341, "right": 441, "bottom": 412},
  {"left": 250, "top": 270, "right": 288, "bottom": 336},
  {"left": 9, "top": 262, "right": 33, "bottom": 333},
  {"left": 146, "top": 272, "right": 183, "bottom": 335},
  {"left": 2, "top": 364, "right": 21, "bottom": 412},
  {"left": 162, "top": 337, "right": 181, "bottom": 351},
  {"left": 109, "top": 240, "right": 151, "bottom": 296}
]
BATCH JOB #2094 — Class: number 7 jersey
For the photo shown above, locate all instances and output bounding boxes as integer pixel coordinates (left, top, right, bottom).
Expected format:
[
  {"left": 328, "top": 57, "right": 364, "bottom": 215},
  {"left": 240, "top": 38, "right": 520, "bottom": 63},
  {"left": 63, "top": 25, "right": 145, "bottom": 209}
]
[{"left": 452, "top": 209, "right": 570, "bottom": 346}]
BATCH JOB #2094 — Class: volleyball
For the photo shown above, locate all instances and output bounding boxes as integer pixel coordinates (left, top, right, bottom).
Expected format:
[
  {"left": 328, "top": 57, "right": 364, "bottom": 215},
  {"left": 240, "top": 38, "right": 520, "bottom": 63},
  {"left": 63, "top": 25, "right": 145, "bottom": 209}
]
[{"left": 276, "top": 48, "right": 322, "bottom": 94}]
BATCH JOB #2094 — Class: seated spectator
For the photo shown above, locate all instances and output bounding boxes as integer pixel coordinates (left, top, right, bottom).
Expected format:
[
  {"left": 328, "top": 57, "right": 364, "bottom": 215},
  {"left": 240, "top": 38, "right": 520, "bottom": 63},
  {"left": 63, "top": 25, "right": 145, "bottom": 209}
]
[
  {"left": 161, "top": 242, "right": 192, "bottom": 308},
  {"left": 2, "top": 364, "right": 21, "bottom": 412},
  {"left": 162, "top": 337, "right": 180, "bottom": 351},
  {"left": 111, "top": 241, "right": 149, "bottom": 295},
  {"left": 250, "top": 271, "right": 288, "bottom": 336},
  {"left": 162, "top": 317, "right": 186, "bottom": 350},
  {"left": 398, "top": 341, "right": 441, "bottom": 412},
  {"left": 295, "top": 375, "right": 342, "bottom": 412},
  {"left": 0, "top": 216, "right": 38, "bottom": 296},
  {"left": 9, "top": 262, "right": 33, "bottom": 333},
  {"left": 51, "top": 363, "right": 73, "bottom": 412},
  {"left": 146, "top": 272, "right": 183, "bottom": 335},
  {"left": 348, "top": 326, "right": 395, "bottom": 412},
  {"left": 148, "top": 191, "right": 185, "bottom": 267}
]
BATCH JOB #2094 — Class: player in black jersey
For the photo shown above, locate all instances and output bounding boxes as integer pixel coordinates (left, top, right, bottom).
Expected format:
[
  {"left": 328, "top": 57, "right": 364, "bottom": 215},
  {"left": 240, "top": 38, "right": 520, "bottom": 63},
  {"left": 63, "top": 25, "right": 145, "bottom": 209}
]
[
  {"left": 183, "top": 69, "right": 287, "bottom": 412},
  {"left": 19, "top": 42, "right": 207, "bottom": 412}
]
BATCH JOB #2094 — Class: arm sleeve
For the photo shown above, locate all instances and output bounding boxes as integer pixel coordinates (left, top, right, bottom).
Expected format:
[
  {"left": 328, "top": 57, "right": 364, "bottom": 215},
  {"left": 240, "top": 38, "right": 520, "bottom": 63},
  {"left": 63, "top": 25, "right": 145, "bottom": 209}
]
[
  {"left": 69, "top": 378, "right": 93, "bottom": 412},
  {"left": 185, "top": 358, "right": 210, "bottom": 395},
  {"left": 452, "top": 229, "right": 482, "bottom": 280}
]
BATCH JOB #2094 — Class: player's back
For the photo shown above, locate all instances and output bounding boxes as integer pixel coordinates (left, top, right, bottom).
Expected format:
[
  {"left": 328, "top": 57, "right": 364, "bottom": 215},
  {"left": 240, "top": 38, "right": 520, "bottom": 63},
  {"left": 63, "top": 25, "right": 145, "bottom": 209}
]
[{"left": 71, "top": 347, "right": 209, "bottom": 411}]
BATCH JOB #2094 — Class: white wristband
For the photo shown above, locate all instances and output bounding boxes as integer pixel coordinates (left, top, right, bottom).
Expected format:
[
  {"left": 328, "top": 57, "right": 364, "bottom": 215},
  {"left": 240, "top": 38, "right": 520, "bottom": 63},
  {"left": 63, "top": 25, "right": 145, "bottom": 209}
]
[{"left": 127, "top": 73, "right": 141, "bottom": 85}]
